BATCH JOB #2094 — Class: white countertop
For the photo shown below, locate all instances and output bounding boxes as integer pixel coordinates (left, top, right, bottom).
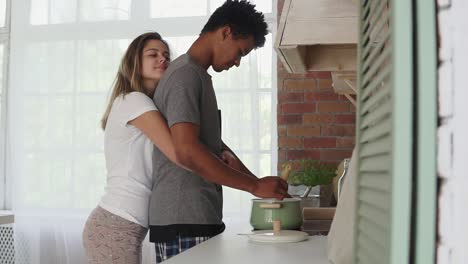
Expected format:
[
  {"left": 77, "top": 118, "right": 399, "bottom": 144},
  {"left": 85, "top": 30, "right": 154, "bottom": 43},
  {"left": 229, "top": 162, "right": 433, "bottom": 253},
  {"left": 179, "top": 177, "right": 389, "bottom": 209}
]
[
  {"left": 164, "top": 216, "right": 330, "bottom": 264},
  {"left": 0, "top": 210, "right": 14, "bottom": 225}
]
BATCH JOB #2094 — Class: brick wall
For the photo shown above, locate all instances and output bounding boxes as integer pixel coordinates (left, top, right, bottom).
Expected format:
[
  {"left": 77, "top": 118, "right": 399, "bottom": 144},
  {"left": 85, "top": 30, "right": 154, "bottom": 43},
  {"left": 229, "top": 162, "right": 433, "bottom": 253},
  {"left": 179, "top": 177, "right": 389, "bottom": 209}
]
[
  {"left": 437, "top": 0, "right": 468, "bottom": 263},
  {"left": 276, "top": 1, "right": 356, "bottom": 204}
]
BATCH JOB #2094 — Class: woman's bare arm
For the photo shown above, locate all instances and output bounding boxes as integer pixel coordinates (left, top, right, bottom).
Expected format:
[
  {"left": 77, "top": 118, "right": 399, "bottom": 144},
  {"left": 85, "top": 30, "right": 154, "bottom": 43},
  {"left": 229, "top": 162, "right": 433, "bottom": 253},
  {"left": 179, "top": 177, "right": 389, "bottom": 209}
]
[{"left": 128, "top": 110, "right": 182, "bottom": 167}]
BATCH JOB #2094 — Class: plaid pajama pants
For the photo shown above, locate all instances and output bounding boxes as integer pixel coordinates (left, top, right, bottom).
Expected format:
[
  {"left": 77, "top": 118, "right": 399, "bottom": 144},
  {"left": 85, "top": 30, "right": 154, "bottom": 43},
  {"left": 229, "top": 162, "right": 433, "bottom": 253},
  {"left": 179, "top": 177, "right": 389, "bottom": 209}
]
[{"left": 154, "top": 235, "right": 212, "bottom": 263}]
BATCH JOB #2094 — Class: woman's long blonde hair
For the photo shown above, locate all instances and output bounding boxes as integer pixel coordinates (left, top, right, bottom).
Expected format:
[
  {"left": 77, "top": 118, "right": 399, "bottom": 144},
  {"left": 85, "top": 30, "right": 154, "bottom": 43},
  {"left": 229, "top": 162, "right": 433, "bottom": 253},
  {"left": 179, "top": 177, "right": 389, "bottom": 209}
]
[{"left": 101, "top": 32, "right": 169, "bottom": 130}]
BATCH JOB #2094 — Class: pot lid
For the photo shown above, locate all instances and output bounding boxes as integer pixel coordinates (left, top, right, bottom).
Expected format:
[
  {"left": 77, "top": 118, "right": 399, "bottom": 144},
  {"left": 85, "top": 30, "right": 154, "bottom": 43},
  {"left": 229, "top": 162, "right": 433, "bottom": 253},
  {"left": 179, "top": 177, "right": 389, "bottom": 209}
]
[
  {"left": 251, "top": 198, "right": 300, "bottom": 203},
  {"left": 248, "top": 230, "right": 308, "bottom": 243}
]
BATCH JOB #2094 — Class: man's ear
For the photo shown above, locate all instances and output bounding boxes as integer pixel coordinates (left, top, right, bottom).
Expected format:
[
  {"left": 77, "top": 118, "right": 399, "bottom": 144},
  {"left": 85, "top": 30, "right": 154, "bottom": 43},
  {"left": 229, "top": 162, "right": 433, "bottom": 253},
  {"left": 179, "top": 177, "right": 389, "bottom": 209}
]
[{"left": 220, "top": 25, "right": 232, "bottom": 40}]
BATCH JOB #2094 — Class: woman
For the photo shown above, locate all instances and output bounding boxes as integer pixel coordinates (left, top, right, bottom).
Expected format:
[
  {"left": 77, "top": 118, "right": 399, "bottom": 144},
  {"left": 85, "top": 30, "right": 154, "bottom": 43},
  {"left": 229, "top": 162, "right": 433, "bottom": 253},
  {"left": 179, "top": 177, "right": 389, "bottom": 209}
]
[{"left": 82, "top": 32, "right": 238, "bottom": 264}]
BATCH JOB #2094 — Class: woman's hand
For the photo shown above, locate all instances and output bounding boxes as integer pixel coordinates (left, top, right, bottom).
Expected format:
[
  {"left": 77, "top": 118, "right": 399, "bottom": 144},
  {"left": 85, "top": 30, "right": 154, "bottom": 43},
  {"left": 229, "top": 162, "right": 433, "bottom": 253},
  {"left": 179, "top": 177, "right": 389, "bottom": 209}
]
[{"left": 220, "top": 149, "right": 242, "bottom": 171}]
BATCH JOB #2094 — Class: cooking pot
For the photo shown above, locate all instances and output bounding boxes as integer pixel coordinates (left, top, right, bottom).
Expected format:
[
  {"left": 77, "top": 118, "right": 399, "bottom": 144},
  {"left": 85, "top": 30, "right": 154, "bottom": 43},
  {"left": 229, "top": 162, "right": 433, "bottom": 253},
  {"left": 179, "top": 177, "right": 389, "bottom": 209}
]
[{"left": 250, "top": 198, "right": 302, "bottom": 230}]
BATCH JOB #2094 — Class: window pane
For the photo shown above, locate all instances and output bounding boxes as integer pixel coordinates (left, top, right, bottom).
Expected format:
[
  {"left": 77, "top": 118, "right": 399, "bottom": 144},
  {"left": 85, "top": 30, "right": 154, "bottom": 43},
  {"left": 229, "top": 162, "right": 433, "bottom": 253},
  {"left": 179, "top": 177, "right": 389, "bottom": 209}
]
[
  {"left": 0, "top": 0, "right": 6, "bottom": 27},
  {"left": 23, "top": 41, "right": 75, "bottom": 94},
  {"left": 75, "top": 95, "right": 105, "bottom": 149},
  {"left": 257, "top": 34, "right": 272, "bottom": 88},
  {"left": 209, "top": 54, "right": 253, "bottom": 90},
  {"left": 222, "top": 187, "right": 241, "bottom": 214},
  {"left": 30, "top": 0, "right": 131, "bottom": 25},
  {"left": 73, "top": 153, "right": 106, "bottom": 208},
  {"left": 164, "top": 36, "right": 197, "bottom": 59},
  {"left": 80, "top": 0, "right": 131, "bottom": 22},
  {"left": 151, "top": 0, "right": 207, "bottom": 18},
  {"left": 23, "top": 153, "right": 73, "bottom": 208},
  {"left": 217, "top": 93, "right": 254, "bottom": 151},
  {"left": 30, "top": 0, "right": 77, "bottom": 25},
  {"left": 209, "top": 0, "right": 272, "bottom": 14},
  {"left": 259, "top": 154, "right": 271, "bottom": 176},
  {"left": 0, "top": 43, "right": 4, "bottom": 205},
  {"left": 23, "top": 96, "right": 74, "bottom": 149},
  {"left": 0, "top": 43, "right": 4, "bottom": 99},
  {"left": 259, "top": 92, "right": 272, "bottom": 150},
  {"left": 208, "top": 36, "right": 272, "bottom": 90},
  {"left": 77, "top": 39, "right": 129, "bottom": 93}
]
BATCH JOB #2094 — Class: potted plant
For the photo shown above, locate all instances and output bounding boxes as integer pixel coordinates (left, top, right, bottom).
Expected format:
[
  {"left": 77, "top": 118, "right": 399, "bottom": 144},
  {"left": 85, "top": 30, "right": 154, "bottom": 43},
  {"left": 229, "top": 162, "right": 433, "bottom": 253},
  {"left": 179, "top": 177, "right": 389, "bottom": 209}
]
[{"left": 284, "top": 160, "right": 337, "bottom": 198}]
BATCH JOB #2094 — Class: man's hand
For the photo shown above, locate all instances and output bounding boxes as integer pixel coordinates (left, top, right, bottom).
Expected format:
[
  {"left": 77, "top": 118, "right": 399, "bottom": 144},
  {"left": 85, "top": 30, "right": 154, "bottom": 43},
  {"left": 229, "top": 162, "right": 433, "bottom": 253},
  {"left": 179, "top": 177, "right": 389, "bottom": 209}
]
[
  {"left": 220, "top": 149, "right": 242, "bottom": 171},
  {"left": 251, "top": 176, "right": 290, "bottom": 200}
]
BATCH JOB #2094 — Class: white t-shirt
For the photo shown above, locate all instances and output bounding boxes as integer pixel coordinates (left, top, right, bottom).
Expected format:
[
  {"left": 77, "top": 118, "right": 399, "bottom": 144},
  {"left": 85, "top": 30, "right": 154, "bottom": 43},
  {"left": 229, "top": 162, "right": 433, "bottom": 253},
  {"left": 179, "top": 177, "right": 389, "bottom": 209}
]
[{"left": 99, "top": 91, "right": 157, "bottom": 228}]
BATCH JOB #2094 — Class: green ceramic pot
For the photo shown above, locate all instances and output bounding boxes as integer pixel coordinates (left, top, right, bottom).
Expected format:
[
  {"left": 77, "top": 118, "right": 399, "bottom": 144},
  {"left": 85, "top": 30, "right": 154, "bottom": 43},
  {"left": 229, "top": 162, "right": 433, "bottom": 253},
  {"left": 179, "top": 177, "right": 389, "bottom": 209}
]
[{"left": 250, "top": 198, "right": 302, "bottom": 230}]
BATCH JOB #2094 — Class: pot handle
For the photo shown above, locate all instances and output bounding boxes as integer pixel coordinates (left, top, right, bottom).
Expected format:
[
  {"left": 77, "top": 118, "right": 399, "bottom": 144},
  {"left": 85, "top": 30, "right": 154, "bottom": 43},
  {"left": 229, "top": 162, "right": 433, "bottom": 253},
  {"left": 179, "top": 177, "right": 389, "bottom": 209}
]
[{"left": 259, "top": 203, "right": 282, "bottom": 209}]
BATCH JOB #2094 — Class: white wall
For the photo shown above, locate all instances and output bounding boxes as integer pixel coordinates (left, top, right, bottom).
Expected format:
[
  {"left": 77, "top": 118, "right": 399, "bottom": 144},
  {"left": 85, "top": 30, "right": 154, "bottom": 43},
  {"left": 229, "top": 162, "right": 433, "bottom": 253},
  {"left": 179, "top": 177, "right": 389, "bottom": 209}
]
[{"left": 437, "top": 0, "right": 468, "bottom": 263}]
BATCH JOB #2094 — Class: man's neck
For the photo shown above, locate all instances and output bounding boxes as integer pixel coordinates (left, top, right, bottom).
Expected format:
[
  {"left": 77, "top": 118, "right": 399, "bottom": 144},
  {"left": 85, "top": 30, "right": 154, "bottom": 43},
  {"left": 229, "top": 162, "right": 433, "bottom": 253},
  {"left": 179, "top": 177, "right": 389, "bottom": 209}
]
[{"left": 187, "top": 36, "right": 214, "bottom": 71}]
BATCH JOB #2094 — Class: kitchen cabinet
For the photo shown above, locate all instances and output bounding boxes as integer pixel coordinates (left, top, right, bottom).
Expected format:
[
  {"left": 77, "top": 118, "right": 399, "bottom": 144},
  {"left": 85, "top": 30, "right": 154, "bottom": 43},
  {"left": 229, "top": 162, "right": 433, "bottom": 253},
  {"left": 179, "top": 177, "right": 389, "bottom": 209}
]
[{"left": 275, "top": 0, "right": 358, "bottom": 73}]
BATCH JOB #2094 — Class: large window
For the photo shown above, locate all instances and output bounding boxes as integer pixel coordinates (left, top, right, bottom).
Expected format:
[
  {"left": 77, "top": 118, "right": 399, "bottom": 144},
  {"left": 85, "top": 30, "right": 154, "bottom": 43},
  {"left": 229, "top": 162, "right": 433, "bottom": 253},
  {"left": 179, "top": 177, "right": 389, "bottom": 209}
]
[
  {"left": 5, "top": 2, "right": 276, "bottom": 262},
  {"left": 0, "top": 0, "right": 9, "bottom": 210},
  {"left": 8, "top": 0, "right": 277, "bottom": 215}
]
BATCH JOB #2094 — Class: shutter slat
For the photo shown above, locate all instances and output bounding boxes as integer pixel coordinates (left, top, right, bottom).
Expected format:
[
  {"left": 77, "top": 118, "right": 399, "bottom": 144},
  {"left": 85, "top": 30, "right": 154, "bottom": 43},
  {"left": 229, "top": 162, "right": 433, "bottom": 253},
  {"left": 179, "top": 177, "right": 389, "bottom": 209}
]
[
  {"left": 362, "top": 44, "right": 391, "bottom": 89},
  {"left": 360, "top": 172, "right": 391, "bottom": 191},
  {"left": 360, "top": 99, "right": 391, "bottom": 129},
  {"left": 359, "top": 187, "right": 391, "bottom": 210},
  {"left": 357, "top": 227, "right": 389, "bottom": 254},
  {"left": 362, "top": 18, "right": 391, "bottom": 68},
  {"left": 360, "top": 135, "right": 391, "bottom": 157},
  {"left": 361, "top": 82, "right": 391, "bottom": 114},
  {"left": 362, "top": 30, "right": 391, "bottom": 73},
  {"left": 361, "top": 66, "right": 392, "bottom": 101},
  {"left": 361, "top": 0, "right": 388, "bottom": 48},
  {"left": 360, "top": 154, "right": 391, "bottom": 172},
  {"left": 358, "top": 218, "right": 389, "bottom": 249},
  {"left": 360, "top": 117, "right": 391, "bottom": 143},
  {"left": 358, "top": 202, "right": 390, "bottom": 230},
  {"left": 357, "top": 243, "right": 388, "bottom": 264}
]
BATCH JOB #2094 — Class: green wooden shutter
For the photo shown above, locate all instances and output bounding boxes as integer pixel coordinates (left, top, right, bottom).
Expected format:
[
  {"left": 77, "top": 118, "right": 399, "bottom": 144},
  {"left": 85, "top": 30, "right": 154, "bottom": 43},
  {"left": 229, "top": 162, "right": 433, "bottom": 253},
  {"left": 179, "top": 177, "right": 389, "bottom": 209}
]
[
  {"left": 414, "top": 0, "right": 437, "bottom": 263},
  {"left": 354, "top": 0, "right": 413, "bottom": 263}
]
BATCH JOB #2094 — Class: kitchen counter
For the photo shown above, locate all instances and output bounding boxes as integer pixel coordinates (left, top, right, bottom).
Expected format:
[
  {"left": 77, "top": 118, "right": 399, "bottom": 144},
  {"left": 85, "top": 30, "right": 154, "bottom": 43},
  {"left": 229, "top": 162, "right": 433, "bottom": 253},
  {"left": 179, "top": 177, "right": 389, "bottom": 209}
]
[{"left": 164, "top": 216, "right": 330, "bottom": 264}]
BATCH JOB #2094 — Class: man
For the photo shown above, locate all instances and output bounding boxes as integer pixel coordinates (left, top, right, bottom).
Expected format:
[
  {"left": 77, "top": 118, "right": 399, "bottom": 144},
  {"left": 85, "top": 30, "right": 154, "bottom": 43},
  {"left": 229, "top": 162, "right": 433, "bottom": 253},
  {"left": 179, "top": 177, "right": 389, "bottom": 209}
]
[{"left": 150, "top": 1, "right": 288, "bottom": 262}]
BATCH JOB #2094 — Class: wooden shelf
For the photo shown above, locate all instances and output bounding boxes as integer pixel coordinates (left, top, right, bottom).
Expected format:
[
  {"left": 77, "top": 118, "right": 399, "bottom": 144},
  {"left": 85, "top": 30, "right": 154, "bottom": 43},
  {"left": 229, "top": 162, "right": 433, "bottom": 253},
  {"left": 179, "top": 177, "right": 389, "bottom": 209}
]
[{"left": 275, "top": 0, "right": 358, "bottom": 73}]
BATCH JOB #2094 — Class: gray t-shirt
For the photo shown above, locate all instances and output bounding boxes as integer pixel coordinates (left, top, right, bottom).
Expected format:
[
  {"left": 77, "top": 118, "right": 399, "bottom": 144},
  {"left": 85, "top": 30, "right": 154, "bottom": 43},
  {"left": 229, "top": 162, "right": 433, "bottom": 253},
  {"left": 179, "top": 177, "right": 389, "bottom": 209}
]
[{"left": 149, "top": 54, "right": 223, "bottom": 230}]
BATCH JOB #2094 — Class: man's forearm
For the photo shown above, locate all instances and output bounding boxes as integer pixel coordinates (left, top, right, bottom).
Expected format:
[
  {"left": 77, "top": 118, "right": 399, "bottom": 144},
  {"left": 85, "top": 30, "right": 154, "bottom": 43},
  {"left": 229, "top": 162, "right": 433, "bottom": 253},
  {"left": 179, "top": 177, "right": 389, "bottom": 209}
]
[{"left": 176, "top": 141, "right": 258, "bottom": 193}]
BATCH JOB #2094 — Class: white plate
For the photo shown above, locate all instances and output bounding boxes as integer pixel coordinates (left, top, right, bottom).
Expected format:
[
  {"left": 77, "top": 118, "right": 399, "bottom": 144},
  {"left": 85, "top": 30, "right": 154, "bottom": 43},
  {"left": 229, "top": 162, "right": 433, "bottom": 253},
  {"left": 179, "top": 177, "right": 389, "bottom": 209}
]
[{"left": 248, "top": 230, "right": 309, "bottom": 243}]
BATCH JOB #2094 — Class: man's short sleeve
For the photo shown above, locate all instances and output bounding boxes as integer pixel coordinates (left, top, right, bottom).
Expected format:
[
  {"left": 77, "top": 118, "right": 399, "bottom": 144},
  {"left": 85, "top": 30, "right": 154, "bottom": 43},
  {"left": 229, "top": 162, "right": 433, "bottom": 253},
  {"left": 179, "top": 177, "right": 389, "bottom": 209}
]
[{"left": 163, "top": 67, "right": 202, "bottom": 128}]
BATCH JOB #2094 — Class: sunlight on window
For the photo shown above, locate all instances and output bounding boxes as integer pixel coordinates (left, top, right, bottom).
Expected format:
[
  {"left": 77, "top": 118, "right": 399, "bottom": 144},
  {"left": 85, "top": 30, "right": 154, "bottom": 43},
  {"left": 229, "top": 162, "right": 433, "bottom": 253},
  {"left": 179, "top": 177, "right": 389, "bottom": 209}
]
[
  {"left": 30, "top": 0, "right": 131, "bottom": 25},
  {"left": 256, "top": 34, "right": 273, "bottom": 88},
  {"left": 20, "top": 39, "right": 131, "bottom": 208},
  {"left": 30, "top": 0, "right": 77, "bottom": 25},
  {"left": 80, "top": 0, "right": 131, "bottom": 22},
  {"left": 209, "top": 34, "right": 272, "bottom": 90},
  {"left": 217, "top": 92, "right": 255, "bottom": 150},
  {"left": 151, "top": 0, "right": 207, "bottom": 18},
  {"left": 14, "top": 1, "right": 276, "bottom": 212},
  {"left": 164, "top": 36, "right": 197, "bottom": 58},
  {"left": 0, "top": 44, "right": 3, "bottom": 121},
  {"left": 209, "top": 0, "right": 272, "bottom": 14},
  {"left": 0, "top": 0, "right": 6, "bottom": 27},
  {"left": 259, "top": 92, "right": 272, "bottom": 151}
]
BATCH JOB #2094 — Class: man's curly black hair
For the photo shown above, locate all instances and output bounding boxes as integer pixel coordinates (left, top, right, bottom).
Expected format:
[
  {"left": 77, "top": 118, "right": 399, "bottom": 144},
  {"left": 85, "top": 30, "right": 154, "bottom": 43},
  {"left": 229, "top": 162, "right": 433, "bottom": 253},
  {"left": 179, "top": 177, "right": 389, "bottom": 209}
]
[{"left": 201, "top": 0, "right": 268, "bottom": 48}]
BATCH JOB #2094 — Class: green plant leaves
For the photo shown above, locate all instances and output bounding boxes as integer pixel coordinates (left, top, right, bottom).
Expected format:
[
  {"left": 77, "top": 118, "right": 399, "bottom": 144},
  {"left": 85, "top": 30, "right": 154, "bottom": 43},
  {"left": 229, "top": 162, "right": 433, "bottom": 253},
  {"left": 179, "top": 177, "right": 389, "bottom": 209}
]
[{"left": 286, "top": 160, "right": 336, "bottom": 187}]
